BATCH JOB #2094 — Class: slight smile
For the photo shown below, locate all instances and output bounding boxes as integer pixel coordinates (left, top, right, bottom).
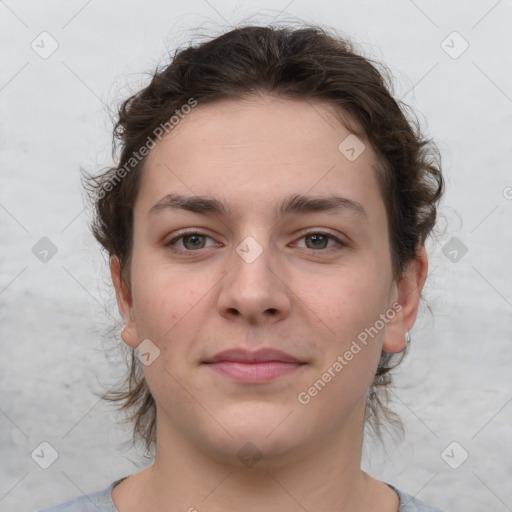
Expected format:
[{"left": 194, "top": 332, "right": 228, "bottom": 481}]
[{"left": 203, "top": 348, "right": 307, "bottom": 382}]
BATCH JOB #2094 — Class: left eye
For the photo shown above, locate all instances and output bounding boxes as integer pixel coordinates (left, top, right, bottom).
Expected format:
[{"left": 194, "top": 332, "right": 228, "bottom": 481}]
[{"left": 294, "top": 232, "right": 344, "bottom": 250}]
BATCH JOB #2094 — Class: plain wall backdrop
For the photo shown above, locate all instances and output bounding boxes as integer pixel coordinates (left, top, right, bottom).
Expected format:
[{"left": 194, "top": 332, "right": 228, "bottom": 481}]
[{"left": 1, "top": 1, "right": 511, "bottom": 511}]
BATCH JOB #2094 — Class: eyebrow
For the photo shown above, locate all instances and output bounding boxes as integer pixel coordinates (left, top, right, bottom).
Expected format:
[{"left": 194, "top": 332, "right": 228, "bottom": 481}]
[{"left": 146, "top": 193, "right": 368, "bottom": 221}]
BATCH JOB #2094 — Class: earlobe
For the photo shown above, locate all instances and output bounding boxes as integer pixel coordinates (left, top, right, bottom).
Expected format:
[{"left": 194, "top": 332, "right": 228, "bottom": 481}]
[
  {"left": 382, "top": 245, "right": 428, "bottom": 353},
  {"left": 110, "top": 255, "right": 139, "bottom": 349},
  {"left": 120, "top": 323, "right": 139, "bottom": 348}
]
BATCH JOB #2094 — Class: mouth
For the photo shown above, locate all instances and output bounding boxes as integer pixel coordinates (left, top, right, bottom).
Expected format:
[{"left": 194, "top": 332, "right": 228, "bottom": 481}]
[{"left": 203, "top": 348, "right": 306, "bottom": 382}]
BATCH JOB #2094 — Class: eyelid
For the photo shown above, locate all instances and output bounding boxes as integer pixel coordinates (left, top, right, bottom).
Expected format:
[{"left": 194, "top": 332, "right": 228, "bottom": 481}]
[{"left": 296, "top": 227, "right": 344, "bottom": 239}]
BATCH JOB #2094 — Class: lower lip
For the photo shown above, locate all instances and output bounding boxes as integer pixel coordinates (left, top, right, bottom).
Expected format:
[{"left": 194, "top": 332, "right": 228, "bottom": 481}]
[{"left": 206, "top": 361, "right": 303, "bottom": 382}]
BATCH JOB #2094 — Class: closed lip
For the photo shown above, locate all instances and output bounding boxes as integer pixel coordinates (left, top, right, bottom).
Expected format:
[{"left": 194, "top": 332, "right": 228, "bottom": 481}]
[{"left": 204, "top": 348, "right": 303, "bottom": 364}]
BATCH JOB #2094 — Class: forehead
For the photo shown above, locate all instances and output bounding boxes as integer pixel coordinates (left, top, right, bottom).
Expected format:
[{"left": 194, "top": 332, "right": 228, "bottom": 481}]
[{"left": 137, "top": 95, "right": 385, "bottom": 221}]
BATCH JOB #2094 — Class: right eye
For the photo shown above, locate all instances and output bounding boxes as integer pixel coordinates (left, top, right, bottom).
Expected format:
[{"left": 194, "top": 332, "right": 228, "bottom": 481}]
[{"left": 164, "top": 231, "right": 218, "bottom": 254}]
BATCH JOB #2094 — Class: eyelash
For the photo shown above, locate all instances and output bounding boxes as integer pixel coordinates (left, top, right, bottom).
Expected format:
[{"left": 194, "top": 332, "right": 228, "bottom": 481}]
[{"left": 164, "top": 229, "right": 346, "bottom": 255}]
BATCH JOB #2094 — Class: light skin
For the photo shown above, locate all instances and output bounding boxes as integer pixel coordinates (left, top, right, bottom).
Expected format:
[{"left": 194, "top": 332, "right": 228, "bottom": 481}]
[{"left": 110, "top": 94, "right": 428, "bottom": 512}]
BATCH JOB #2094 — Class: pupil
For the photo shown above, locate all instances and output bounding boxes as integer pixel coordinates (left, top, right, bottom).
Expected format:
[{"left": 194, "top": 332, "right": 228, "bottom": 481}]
[
  {"left": 185, "top": 235, "right": 204, "bottom": 249},
  {"left": 308, "top": 234, "right": 327, "bottom": 249}
]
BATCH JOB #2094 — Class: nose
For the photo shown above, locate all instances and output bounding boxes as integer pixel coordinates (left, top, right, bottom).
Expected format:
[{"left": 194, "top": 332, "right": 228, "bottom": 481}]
[{"left": 216, "top": 236, "right": 292, "bottom": 326}]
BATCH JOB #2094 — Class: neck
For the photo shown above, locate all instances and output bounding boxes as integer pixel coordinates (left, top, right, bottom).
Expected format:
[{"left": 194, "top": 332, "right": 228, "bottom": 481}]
[{"left": 124, "top": 406, "right": 391, "bottom": 512}]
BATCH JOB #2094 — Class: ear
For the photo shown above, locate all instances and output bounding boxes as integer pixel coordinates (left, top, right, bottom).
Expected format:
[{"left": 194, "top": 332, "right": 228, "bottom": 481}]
[
  {"left": 382, "top": 245, "right": 428, "bottom": 353},
  {"left": 110, "top": 255, "right": 139, "bottom": 349}
]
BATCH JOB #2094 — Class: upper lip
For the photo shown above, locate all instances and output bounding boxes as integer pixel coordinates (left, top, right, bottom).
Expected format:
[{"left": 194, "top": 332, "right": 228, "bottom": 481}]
[{"left": 205, "top": 348, "right": 302, "bottom": 364}]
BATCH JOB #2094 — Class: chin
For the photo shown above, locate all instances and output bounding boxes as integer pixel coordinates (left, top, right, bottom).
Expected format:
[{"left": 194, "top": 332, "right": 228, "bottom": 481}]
[{"left": 193, "top": 402, "right": 312, "bottom": 468}]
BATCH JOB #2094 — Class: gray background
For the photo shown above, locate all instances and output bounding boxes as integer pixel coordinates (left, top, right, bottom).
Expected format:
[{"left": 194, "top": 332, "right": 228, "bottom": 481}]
[{"left": 1, "top": 1, "right": 511, "bottom": 511}]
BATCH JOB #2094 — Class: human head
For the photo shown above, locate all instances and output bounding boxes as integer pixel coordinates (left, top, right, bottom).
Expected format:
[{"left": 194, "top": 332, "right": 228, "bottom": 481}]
[{"left": 85, "top": 24, "right": 443, "bottom": 453}]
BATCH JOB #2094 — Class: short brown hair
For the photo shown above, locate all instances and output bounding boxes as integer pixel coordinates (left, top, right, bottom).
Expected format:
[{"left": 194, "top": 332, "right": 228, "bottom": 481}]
[{"left": 84, "top": 24, "right": 444, "bottom": 452}]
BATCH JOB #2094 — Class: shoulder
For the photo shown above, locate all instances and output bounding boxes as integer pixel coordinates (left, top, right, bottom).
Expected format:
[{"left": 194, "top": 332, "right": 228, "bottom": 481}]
[
  {"left": 35, "top": 479, "right": 124, "bottom": 512},
  {"left": 390, "top": 485, "right": 445, "bottom": 512}
]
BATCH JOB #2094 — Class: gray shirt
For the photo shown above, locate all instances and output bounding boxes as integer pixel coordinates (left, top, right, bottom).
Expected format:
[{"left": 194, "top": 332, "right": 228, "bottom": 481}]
[{"left": 37, "top": 478, "right": 445, "bottom": 511}]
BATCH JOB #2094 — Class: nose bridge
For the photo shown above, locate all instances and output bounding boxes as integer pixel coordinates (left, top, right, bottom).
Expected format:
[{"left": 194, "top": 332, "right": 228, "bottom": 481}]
[
  {"left": 218, "top": 232, "right": 291, "bottom": 322},
  {"left": 231, "top": 233, "right": 277, "bottom": 297}
]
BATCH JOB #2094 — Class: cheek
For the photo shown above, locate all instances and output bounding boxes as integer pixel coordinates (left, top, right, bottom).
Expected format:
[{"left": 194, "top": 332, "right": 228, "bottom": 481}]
[
  {"left": 298, "top": 262, "right": 390, "bottom": 399},
  {"left": 129, "top": 257, "right": 221, "bottom": 371},
  {"left": 131, "top": 250, "right": 199, "bottom": 325},
  {"left": 300, "top": 260, "right": 389, "bottom": 333}
]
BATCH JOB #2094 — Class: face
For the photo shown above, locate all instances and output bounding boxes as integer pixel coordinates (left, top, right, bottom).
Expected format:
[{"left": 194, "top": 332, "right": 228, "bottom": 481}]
[{"left": 112, "top": 95, "right": 426, "bottom": 466}]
